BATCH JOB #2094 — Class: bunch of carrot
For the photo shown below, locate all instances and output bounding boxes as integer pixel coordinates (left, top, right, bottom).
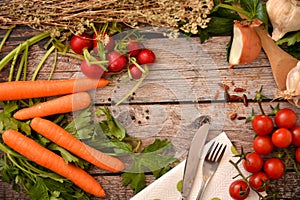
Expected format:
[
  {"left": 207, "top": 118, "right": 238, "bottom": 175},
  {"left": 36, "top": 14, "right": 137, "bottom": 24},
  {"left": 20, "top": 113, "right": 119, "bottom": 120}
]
[{"left": 0, "top": 77, "right": 126, "bottom": 197}]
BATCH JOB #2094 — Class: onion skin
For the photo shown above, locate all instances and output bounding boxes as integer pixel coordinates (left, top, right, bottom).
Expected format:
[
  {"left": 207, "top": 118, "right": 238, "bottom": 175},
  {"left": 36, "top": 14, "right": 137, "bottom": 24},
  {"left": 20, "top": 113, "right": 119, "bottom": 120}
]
[{"left": 229, "top": 21, "right": 262, "bottom": 67}]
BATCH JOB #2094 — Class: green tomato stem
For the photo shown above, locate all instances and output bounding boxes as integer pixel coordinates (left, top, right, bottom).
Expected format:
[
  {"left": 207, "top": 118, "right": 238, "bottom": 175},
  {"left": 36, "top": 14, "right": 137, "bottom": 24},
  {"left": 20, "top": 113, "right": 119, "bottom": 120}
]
[
  {"left": 0, "top": 31, "right": 50, "bottom": 72},
  {"left": 15, "top": 48, "right": 26, "bottom": 81},
  {"left": 23, "top": 41, "right": 29, "bottom": 80},
  {"left": 9, "top": 44, "right": 22, "bottom": 82}
]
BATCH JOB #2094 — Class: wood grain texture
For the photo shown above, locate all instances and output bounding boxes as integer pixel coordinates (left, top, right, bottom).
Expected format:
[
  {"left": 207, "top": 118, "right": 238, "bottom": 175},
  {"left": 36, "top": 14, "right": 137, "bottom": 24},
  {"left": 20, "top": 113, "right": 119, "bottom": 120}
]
[{"left": 1, "top": 26, "right": 299, "bottom": 200}]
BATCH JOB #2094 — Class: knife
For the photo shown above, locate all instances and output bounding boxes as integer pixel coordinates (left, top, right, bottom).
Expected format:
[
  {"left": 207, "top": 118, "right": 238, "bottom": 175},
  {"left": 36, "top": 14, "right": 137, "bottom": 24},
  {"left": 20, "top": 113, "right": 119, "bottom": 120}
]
[{"left": 181, "top": 117, "right": 210, "bottom": 200}]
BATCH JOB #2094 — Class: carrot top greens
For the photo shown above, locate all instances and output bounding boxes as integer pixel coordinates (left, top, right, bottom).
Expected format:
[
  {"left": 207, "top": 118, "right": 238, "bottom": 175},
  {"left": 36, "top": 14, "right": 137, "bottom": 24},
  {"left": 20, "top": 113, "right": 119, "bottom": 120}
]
[{"left": 0, "top": 101, "right": 178, "bottom": 198}]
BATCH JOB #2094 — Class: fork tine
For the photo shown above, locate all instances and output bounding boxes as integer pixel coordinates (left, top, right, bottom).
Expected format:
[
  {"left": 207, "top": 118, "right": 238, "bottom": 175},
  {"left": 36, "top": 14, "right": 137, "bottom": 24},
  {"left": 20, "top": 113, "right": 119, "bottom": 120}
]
[
  {"left": 216, "top": 144, "right": 227, "bottom": 162},
  {"left": 211, "top": 143, "right": 222, "bottom": 161},
  {"left": 205, "top": 141, "right": 215, "bottom": 160}
]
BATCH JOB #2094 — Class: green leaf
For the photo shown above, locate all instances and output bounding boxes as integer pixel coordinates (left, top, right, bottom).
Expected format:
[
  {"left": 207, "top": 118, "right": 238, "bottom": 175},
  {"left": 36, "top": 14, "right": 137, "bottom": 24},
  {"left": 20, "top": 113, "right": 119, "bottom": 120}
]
[
  {"left": 277, "top": 31, "right": 300, "bottom": 46},
  {"left": 240, "top": 0, "right": 268, "bottom": 24},
  {"left": 27, "top": 177, "right": 49, "bottom": 200}
]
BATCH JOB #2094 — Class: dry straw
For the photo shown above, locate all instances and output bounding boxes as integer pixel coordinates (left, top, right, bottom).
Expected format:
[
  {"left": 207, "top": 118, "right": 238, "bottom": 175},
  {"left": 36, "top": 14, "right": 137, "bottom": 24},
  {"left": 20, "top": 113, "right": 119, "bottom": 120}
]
[{"left": 0, "top": 0, "right": 214, "bottom": 34}]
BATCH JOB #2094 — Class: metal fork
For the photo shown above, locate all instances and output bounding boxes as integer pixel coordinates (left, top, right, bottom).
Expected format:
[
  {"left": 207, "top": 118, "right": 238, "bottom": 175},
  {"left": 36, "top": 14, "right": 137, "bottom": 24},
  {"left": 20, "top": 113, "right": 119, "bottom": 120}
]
[{"left": 196, "top": 142, "right": 227, "bottom": 200}]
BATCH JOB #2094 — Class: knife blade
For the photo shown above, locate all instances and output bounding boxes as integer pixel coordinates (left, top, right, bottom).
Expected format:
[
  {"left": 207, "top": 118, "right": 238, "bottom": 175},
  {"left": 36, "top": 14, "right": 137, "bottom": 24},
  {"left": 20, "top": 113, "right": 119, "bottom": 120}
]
[{"left": 181, "top": 120, "right": 210, "bottom": 200}]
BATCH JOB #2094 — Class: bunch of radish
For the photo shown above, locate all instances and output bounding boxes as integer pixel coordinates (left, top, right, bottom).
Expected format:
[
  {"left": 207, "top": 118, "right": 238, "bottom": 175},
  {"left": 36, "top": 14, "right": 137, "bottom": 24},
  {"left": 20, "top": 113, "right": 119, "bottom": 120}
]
[{"left": 69, "top": 31, "right": 156, "bottom": 80}]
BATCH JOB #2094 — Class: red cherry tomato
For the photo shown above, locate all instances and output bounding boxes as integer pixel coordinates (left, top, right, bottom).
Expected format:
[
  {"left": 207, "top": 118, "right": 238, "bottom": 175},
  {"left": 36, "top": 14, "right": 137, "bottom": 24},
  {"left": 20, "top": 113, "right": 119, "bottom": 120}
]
[
  {"left": 242, "top": 152, "right": 263, "bottom": 173},
  {"left": 291, "top": 126, "right": 300, "bottom": 146},
  {"left": 137, "top": 49, "right": 156, "bottom": 64},
  {"left": 80, "top": 58, "right": 104, "bottom": 79},
  {"left": 271, "top": 128, "right": 292, "bottom": 148},
  {"left": 253, "top": 135, "right": 273, "bottom": 155},
  {"left": 249, "top": 172, "right": 270, "bottom": 192},
  {"left": 93, "top": 32, "right": 115, "bottom": 52},
  {"left": 129, "top": 64, "right": 143, "bottom": 80},
  {"left": 229, "top": 179, "right": 250, "bottom": 200},
  {"left": 70, "top": 33, "right": 92, "bottom": 55},
  {"left": 107, "top": 51, "right": 127, "bottom": 72},
  {"left": 296, "top": 147, "right": 300, "bottom": 163},
  {"left": 274, "top": 108, "right": 297, "bottom": 129},
  {"left": 263, "top": 158, "right": 285, "bottom": 180},
  {"left": 252, "top": 115, "right": 274, "bottom": 135}
]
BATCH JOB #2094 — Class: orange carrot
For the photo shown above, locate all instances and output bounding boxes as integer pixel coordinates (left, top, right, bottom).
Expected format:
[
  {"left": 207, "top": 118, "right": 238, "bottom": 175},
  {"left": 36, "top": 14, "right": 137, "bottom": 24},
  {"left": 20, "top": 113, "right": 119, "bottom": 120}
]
[
  {"left": 13, "top": 92, "right": 91, "bottom": 120},
  {"left": 0, "top": 78, "right": 109, "bottom": 101},
  {"left": 2, "top": 129, "right": 105, "bottom": 197},
  {"left": 30, "top": 117, "right": 125, "bottom": 172}
]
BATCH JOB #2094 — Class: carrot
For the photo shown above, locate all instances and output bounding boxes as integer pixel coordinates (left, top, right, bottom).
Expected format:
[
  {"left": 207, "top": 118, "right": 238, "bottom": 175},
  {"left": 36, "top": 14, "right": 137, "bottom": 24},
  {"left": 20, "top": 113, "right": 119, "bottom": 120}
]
[
  {"left": 0, "top": 78, "right": 109, "bottom": 101},
  {"left": 30, "top": 117, "right": 125, "bottom": 172},
  {"left": 13, "top": 92, "right": 91, "bottom": 120},
  {"left": 2, "top": 129, "right": 105, "bottom": 197}
]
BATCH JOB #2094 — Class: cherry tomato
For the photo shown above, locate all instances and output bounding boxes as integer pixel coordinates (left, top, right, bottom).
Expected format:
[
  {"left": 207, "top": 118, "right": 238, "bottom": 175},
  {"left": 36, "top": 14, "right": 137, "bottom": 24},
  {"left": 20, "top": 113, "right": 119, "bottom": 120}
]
[
  {"left": 274, "top": 108, "right": 297, "bottom": 129},
  {"left": 263, "top": 158, "right": 285, "bottom": 180},
  {"left": 80, "top": 58, "right": 104, "bottom": 79},
  {"left": 70, "top": 33, "right": 92, "bottom": 55},
  {"left": 129, "top": 64, "right": 143, "bottom": 80},
  {"left": 296, "top": 147, "right": 300, "bottom": 163},
  {"left": 93, "top": 32, "right": 115, "bottom": 52},
  {"left": 242, "top": 152, "right": 263, "bottom": 173},
  {"left": 253, "top": 135, "right": 273, "bottom": 155},
  {"left": 271, "top": 128, "right": 292, "bottom": 148},
  {"left": 137, "top": 49, "right": 156, "bottom": 64},
  {"left": 249, "top": 172, "right": 270, "bottom": 192},
  {"left": 127, "top": 40, "right": 143, "bottom": 57},
  {"left": 291, "top": 126, "right": 300, "bottom": 146},
  {"left": 229, "top": 179, "right": 250, "bottom": 200},
  {"left": 252, "top": 115, "right": 274, "bottom": 135},
  {"left": 107, "top": 51, "right": 127, "bottom": 72}
]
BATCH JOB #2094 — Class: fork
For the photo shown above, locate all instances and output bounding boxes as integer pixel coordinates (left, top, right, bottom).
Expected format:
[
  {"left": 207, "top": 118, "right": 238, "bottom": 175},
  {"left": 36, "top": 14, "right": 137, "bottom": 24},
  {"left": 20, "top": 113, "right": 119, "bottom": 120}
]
[{"left": 196, "top": 142, "right": 227, "bottom": 200}]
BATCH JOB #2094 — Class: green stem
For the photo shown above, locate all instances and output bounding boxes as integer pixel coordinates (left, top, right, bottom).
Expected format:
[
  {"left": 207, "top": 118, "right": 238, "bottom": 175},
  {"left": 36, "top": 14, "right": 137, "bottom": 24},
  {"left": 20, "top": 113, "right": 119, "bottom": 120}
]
[
  {"left": 22, "top": 41, "right": 29, "bottom": 80},
  {"left": 283, "top": 148, "right": 299, "bottom": 173},
  {"left": 0, "top": 27, "right": 14, "bottom": 52},
  {"left": 217, "top": 3, "right": 251, "bottom": 18},
  {"left": 115, "top": 66, "right": 149, "bottom": 106},
  {"left": 9, "top": 44, "right": 22, "bottom": 82},
  {"left": 0, "top": 31, "right": 50, "bottom": 72},
  {"left": 16, "top": 49, "right": 26, "bottom": 81},
  {"left": 129, "top": 57, "right": 145, "bottom": 74},
  {"left": 31, "top": 45, "right": 55, "bottom": 81},
  {"left": 48, "top": 49, "right": 58, "bottom": 80}
]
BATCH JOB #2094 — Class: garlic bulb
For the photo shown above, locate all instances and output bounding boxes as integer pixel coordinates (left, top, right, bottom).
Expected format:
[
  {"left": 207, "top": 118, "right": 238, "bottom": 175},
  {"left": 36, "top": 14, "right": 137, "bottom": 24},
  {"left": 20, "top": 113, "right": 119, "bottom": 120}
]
[
  {"left": 267, "top": 0, "right": 300, "bottom": 41},
  {"left": 286, "top": 61, "right": 300, "bottom": 107}
]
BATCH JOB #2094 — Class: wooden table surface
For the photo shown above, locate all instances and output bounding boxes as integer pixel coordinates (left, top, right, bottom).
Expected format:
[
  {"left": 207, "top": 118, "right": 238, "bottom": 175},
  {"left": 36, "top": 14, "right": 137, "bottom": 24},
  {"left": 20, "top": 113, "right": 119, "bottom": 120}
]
[{"left": 1, "top": 26, "right": 300, "bottom": 200}]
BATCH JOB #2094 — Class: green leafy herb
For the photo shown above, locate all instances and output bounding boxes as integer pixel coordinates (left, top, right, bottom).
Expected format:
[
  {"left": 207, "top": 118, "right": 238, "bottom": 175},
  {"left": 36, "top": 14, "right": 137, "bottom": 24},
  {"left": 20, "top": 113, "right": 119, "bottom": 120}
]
[{"left": 122, "top": 139, "right": 179, "bottom": 194}]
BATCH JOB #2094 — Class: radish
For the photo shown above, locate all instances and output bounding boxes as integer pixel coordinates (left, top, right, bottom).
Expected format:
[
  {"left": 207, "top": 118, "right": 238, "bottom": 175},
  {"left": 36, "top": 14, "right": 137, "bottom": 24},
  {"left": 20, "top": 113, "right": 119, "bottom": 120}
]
[
  {"left": 80, "top": 57, "right": 105, "bottom": 79},
  {"left": 93, "top": 31, "right": 115, "bottom": 53},
  {"left": 127, "top": 40, "right": 143, "bottom": 57},
  {"left": 107, "top": 51, "right": 127, "bottom": 72},
  {"left": 129, "top": 64, "right": 143, "bottom": 79},
  {"left": 137, "top": 49, "right": 156, "bottom": 64},
  {"left": 70, "top": 33, "right": 92, "bottom": 55}
]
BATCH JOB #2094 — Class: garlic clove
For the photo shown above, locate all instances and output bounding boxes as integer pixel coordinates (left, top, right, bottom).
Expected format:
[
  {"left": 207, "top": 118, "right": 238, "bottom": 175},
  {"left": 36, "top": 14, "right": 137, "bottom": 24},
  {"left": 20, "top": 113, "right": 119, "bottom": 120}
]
[
  {"left": 285, "top": 61, "right": 300, "bottom": 107},
  {"left": 267, "top": 0, "right": 300, "bottom": 41}
]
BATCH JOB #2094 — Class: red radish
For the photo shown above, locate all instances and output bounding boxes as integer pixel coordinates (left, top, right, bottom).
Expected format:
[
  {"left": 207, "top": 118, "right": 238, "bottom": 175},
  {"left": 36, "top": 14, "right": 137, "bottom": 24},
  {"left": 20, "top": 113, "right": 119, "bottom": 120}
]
[
  {"left": 229, "top": 20, "right": 261, "bottom": 67},
  {"left": 80, "top": 57, "right": 105, "bottom": 79},
  {"left": 70, "top": 33, "right": 92, "bottom": 55},
  {"left": 127, "top": 40, "right": 143, "bottom": 57},
  {"left": 137, "top": 49, "right": 156, "bottom": 64},
  {"left": 129, "top": 64, "right": 143, "bottom": 79},
  {"left": 107, "top": 51, "right": 127, "bottom": 72},
  {"left": 93, "top": 31, "right": 115, "bottom": 53}
]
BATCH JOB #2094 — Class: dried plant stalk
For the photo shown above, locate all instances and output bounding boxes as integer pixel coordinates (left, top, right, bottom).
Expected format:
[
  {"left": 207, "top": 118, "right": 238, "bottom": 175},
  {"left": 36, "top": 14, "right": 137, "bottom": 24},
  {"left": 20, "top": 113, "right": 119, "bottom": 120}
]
[{"left": 0, "top": 0, "right": 214, "bottom": 34}]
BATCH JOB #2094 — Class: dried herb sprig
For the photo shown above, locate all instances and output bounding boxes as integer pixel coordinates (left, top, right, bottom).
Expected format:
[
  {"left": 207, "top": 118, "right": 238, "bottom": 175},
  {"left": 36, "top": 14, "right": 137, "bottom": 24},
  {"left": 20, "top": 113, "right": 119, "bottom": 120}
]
[{"left": 0, "top": 0, "right": 214, "bottom": 35}]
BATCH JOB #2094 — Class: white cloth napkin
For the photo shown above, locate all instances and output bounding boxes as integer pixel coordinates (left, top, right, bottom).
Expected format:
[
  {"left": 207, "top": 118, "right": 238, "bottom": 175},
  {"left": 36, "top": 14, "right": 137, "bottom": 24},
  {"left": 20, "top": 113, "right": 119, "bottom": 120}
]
[{"left": 131, "top": 132, "right": 264, "bottom": 200}]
